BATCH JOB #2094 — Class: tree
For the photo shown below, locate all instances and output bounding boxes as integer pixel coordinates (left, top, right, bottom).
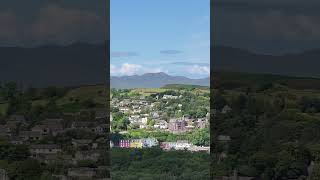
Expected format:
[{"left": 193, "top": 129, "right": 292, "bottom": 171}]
[
  {"left": 7, "top": 144, "right": 30, "bottom": 161},
  {"left": 24, "top": 87, "right": 38, "bottom": 100},
  {"left": 249, "top": 151, "right": 275, "bottom": 174},
  {"left": 231, "top": 94, "right": 247, "bottom": 112},
  {"left": 7, "top": 159, "right": 42, "bottom": 180},
  {"left": 1, "top": 82, "right": 18, "bottom": 100},
  {"left": 6, "top": 94, "right": 32, "bottom": 116},
  {"left": 82, "top": 98, "right": 96, "bottom": 108},
  {"left": 188, "top": 128, "right": 210, "bottom": 146},
  {"left": 213, "top": 92, "right": 227, "bottom": 111}
]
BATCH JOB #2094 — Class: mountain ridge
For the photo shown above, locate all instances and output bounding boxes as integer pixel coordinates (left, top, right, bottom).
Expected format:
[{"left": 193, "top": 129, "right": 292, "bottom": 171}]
[
  {"left": 1, "top": 43, "right": 320, "bottom": 87},
  {"left": 213, "top": 46, "right": 320, "bottom": 78},
  {"left": 111, "top": 72, "right": 209, "bottom": 89}
]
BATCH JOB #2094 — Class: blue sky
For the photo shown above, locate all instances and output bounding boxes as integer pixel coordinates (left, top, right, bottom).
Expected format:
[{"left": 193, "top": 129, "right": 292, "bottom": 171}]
[{"left": 111, "top": 0, "right": 210, "bottom": 78}]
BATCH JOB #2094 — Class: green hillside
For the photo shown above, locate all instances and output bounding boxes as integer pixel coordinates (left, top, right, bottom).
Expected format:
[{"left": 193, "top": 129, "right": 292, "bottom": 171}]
[
  {"left": 161, "top": 84, "right": 209, "bottom": 90},
  {"left": 213, "top": 71, "right": 320, "bottom": 90}
]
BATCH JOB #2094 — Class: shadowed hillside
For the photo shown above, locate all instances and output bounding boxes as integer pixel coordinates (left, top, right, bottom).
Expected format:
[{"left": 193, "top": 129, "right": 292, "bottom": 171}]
[{"left": 213, "top": 46, "right": 320, "bottom": 78}]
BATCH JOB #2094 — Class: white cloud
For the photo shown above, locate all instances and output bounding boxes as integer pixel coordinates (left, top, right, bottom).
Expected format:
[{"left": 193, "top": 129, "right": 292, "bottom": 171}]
[
  {"left": 110, "top": 64, "right": 117, "bottom": 75},
  {"left": 111, "top": 63, "right": 165, "bottom": 76},
  {"left": 187, "top": 65, "right": 210, "bottom": 75},
  {"left": 119, "top": 63, "right": 142, "bottom": 76}
]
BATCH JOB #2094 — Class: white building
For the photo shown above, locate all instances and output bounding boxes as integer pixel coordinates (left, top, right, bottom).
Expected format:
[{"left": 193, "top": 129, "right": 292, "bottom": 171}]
[
  {"left": 141, "top": 117, "right": 148, "bottom": 125},
  {"left": 154, "top": 120, "right": 168, "bottom": 129},
  {"left": 163, "top": 95, "right": 178, "bottom": 99}
]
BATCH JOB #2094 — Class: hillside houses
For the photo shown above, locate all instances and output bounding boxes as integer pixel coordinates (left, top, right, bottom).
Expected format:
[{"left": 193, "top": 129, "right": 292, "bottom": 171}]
[
  {"left": 0, "top": 169, "right": 9, "bottom": 180},
  {"left": 196, "top": 118, "right": 207, "bottom": 129},
  {"left": 31, "top": 123, "right": 63, "bottom": 136},
  {"left": 160, "top": 140, "right": 209, "bottom": 153},
  {"left": 114, "top": 138, "right": 210, "bottom": 153},
  {"left": 30, "top": 144, "right": 62, "bottom": 159},
  {"left": 111, "top": 92, "right": 209, "bottom": 132},
  {"left": 168, "top": 118, "right": 187, "bottom": 133},
  {"left": 74, "top": 150, "right": 102, "bottom": 162},
  {"left": 5, "top": 114, "right": 28, "bottom": 131},
  {"left": 111, "top": 88, "right": 210, "bottom": 154},
  {"left": 162, "top": 94, "right": 179, "bottom": 99},
  {"left": 71, "top": 121, "right": 107, "bottom": 135},
  {"left": 8, "top": 114, "right": 27, "bottom": 124},
  {"left": 154, "top": 120, "right": 168, "bottom": 129},
  {"left": 0, "top": 107, "right": 109, "bottom": 178},
  {"left": 0, "top": 125, "right": 11, "bottom": 137},
  {"left": 20, "top": 131, "right": 43, "bottom": 141},
  {"left": 160, "top": 140, "right": 191, "bottom": 151}
]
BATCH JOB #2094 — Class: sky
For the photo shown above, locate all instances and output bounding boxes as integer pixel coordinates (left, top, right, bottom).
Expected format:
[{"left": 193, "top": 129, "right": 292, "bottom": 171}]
[
  {"left": 0, "top": 0, "right": 106, "bottom": 46},
  {"left": 111, "top": 0, "right": 210, "bottom": 79},
  {"left": 214, "top": 0, "right": 320, "bottom": 55}
]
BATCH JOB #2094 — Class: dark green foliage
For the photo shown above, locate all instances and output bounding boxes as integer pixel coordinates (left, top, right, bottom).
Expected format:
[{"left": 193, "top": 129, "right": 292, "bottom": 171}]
[
  {"left": 7, "top": 159, "right": 42, "bottom": 180},
  {"left": 212, "top": 72, "right": 320, "bottom": 179},
  {"left": 0, "top": 140, "right": 30, "bottom": 162},
  {"left": 111, "top": 148, "right": 210, "bottom": 180}
]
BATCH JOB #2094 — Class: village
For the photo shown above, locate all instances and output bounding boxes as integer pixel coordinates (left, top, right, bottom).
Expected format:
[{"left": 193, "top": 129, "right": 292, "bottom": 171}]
[
  {"left": 0, "top": 108, "right": 109, "bottom": 180},
  {"left": 110, "top": 88, "right": 211, "bottom": 153}
]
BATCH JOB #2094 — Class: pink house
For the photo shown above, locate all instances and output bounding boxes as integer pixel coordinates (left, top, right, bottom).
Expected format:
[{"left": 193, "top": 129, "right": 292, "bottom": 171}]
[{"left": 120, "top": 140, "right": 130, "bottom": 148}]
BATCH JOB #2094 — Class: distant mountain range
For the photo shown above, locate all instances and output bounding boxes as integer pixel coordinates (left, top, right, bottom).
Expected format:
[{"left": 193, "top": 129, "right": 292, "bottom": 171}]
[
  {"left": 213, "top": 46, "right": 320, "bottom": 78},
  {"left": 0, "top": 42, "right": 108, "bottom": 87},
  {"left": 1, "top": 43, "right": 320, "bottom": 87},
  {"left": 111, "top": 72, "right": 210, "bottom": 89}
]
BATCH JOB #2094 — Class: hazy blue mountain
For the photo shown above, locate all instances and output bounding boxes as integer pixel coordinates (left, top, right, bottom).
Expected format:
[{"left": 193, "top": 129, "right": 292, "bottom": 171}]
[{"left": 111, "top": 72, "right": 210, "bottom": 89}]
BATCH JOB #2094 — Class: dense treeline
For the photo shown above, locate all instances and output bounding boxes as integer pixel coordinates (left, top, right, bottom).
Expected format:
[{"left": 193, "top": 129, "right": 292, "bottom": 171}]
[
  {"left": 212, "top": 78, "right": 320, "bottom": 179},
  {"left": 111, "top": 147, "right": 210, "bottom": 180}
]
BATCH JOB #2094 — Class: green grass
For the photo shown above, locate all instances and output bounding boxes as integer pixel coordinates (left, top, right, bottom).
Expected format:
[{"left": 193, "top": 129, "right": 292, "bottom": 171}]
[
  {"left": 130, "top": 88, "right": 167, "bottom": 96},
  {"left": 0, "top": 103, "right": 8, "bottom": 116},
  {"left": 32, "top": 99, "right": 48, "bottom": 107},
  {"left": 57, "top": 85, "right": 107, "bottom": 105},
  {"left": 162, "top": 84, "right": 209, "bottom": 90},
  {"left": 213, "top": 71, "right": 320, "bottom": 90}
]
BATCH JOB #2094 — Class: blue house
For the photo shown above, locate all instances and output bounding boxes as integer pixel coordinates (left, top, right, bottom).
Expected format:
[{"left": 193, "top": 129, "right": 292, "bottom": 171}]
[{"left": 142, "top": 138, "right": 158, "bottom": 147}]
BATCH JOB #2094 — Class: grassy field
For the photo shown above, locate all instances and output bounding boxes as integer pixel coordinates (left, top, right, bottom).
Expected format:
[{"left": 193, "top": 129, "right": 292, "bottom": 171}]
[
  {"left": 130, "top": 88, "right": 167, "bottom": 96},
  {"left": 1, "top": 85, "right": 108, "bottom": 115},
  {"left": 0, "top": 103, "right": 8, "bottom": 116},
  {"left": 128, "top": 86, "right": 210, "bottom": 97},
  {"left": 57, "top": 85, "right": 107, "bottom": 105},
  {"left": 213, "top": 71, "right": 320, "bottom": 90},
  {"left": 162, "top": 84, "right": 209, "bottom": 90}
]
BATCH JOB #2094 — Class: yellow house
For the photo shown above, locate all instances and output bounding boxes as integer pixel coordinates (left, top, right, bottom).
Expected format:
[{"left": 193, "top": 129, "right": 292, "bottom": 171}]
[{"left": 130, "top": 139, "right": 143, "bottom": 148}]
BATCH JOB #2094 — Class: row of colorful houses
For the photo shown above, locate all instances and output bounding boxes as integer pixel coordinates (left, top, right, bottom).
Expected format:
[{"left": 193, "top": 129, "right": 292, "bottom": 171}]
[
  {"left": 113, "top": 139, "right": 210, "bottom": 153},
  {"left": 119, "top": 138, "right": 159, "bottom": 148}
]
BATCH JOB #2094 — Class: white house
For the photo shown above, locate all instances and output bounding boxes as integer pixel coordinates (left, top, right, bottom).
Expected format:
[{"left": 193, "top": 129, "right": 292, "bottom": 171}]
[{"left": 141, "top": 117, "right": 148, "bottom": 125}]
